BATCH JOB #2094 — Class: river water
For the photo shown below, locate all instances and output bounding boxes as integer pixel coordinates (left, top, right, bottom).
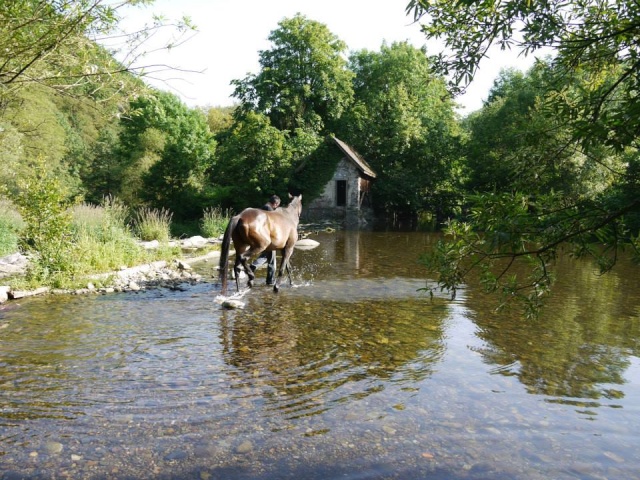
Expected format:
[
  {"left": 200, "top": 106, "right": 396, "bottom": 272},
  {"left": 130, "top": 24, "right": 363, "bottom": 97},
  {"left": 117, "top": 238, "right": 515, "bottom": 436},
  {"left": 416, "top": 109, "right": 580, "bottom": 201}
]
[{"left": 1, "top": 231, "right": 639, "bottom": 479}]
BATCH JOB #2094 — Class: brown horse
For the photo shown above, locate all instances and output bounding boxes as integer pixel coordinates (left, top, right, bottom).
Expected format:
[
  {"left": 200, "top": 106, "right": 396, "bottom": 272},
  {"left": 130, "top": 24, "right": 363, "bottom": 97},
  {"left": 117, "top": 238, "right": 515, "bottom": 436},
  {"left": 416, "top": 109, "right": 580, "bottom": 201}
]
[{"left": 218, "top": 194, "right": 302, "bottom": 293}]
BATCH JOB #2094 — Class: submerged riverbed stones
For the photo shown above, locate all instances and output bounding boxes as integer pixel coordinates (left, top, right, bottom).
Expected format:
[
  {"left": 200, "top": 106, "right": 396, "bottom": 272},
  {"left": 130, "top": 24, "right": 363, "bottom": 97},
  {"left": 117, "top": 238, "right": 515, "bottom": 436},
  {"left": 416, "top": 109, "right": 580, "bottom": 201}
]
[
  {"left": 234, "top": 440, "right": 253, "bottom": 454},
  {"left": 44, "top": 441, "right": 64, "bottom": 455}
]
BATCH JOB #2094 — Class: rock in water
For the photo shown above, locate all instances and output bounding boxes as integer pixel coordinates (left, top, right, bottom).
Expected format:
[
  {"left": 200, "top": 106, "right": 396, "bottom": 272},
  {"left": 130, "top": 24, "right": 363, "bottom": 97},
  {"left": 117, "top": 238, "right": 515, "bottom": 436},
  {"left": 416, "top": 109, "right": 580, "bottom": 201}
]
[
  {"left": 295, "top": 238, "right": 320, "bottom": 250},
  {"left": 222, "top": 299, "right": 245, "bottom": 309},
  {"left": 235, "top": 440, "right": 253, "bottom": 454}
]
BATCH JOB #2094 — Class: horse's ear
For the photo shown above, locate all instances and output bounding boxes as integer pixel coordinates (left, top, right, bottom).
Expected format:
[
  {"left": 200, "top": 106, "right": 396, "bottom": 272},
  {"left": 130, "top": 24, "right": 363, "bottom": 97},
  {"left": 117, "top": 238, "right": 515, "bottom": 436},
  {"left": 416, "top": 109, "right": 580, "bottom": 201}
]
[{"left": 288, "top": 193, "right": 293, "bottom": 200}]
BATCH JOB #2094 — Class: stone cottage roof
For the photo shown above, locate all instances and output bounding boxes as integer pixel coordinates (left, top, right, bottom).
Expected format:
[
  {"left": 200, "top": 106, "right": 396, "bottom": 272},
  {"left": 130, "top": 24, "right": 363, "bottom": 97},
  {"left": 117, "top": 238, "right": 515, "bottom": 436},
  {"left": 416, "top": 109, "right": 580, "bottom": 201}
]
[{"left": 332, "top": 137, "right": 377, "bottom": 179}]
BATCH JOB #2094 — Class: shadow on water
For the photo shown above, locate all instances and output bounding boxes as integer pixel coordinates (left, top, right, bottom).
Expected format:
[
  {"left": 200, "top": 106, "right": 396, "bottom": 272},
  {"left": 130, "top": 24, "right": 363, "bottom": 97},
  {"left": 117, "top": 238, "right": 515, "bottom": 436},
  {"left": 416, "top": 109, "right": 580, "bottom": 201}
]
[{"left": 1, "top": 231, "right": 640, "bottom": 479}]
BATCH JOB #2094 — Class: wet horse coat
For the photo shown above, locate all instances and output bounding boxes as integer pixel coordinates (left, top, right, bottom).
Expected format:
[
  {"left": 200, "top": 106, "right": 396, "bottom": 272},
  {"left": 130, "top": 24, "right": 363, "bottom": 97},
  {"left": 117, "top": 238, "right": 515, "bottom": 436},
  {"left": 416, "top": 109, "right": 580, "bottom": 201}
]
[{"left": 218, "top": 195, "right": 302, "bottom": 293}]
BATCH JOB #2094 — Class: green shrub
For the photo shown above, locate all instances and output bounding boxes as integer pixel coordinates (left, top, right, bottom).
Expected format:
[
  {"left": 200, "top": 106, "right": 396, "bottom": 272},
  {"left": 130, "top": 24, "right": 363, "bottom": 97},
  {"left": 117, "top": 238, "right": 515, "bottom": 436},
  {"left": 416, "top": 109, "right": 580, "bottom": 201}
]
[
  {"left": 6, "top": 181, "right": 181, "bottom": 288},
  {"left": 0, "top": 198, "right": 24, "bottom": 257},
  {"left": 200, "top": 207, "right": 232, "bottom": 238},
  {"left": 11, "top": 156, "right": 77, "bottom": 286},
  {"left": 133, "top": 207, "right": 173, "bottom": 242}
]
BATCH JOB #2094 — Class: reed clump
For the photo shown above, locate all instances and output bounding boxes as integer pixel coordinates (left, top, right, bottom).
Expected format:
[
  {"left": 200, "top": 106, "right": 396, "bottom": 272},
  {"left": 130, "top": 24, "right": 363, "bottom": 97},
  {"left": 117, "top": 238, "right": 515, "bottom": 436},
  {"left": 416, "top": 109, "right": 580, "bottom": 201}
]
[
  {"left": 133, "top": 207, "right": 173, "bottom": 242},
  {"left": 200, "top": 206, "right": 232, "bottom": 238}
]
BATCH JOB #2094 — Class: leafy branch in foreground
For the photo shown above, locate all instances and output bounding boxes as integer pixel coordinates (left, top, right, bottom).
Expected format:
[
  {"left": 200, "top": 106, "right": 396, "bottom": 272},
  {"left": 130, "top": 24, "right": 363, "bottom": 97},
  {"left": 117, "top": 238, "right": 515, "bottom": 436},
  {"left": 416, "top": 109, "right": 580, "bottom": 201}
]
[
  {"left": 422, "top": 192, "right": 640, "bottom": 317},
  {"left": 0, "top": 0, "right": 196, "bottom": 103}
]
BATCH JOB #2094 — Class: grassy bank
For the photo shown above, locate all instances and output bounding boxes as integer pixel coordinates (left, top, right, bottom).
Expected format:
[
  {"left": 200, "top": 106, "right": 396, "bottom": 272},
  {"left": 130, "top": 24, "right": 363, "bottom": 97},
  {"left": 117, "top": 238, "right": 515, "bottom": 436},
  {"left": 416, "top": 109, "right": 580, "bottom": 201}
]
[
  {"left": 1, "top": 195, "right": 230, "bottom": 291},
  {"left": 0, "top": 199, "right": 24, "bottom": 257}
]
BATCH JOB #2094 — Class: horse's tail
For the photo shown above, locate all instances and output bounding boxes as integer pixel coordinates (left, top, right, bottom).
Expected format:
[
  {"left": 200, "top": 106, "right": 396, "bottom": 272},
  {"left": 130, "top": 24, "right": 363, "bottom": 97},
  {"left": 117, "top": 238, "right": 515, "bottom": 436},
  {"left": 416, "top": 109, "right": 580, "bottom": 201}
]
[{"left": 218, "top": 216, "right": 237, "bottom": 293}]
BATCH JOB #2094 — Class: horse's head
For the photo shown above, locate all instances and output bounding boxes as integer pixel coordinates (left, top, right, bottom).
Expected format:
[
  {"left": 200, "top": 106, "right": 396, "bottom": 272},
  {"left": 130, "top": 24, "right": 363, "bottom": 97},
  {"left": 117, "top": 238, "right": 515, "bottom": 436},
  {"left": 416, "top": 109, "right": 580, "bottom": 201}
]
[{"left": 287, "top": 194, "right": 303, "bottom": 218}]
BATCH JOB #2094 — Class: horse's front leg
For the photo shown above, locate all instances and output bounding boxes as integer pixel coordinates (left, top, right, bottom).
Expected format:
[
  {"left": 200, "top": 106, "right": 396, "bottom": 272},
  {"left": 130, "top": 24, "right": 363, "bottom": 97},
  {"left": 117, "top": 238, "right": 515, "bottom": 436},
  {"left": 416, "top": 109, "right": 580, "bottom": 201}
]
[{"left": 273, "top": 246, "right": 293, "bottom": 293}]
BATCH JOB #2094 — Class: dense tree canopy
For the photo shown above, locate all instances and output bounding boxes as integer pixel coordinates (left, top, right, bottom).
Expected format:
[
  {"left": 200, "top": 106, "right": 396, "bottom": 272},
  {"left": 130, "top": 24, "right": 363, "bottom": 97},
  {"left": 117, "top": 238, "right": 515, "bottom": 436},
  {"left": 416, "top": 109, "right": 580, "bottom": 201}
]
[
  {"left": 339, "top": 41, "right": 462, "bottom": 222},
  {"left": 117, "top": 91, "right": 216, "bottom": 218},
  {"left": 212, "top": 111, "right": 294, "bottom": 210},
  {"left": 465, "top": 63, "right": 620, "bottom": 199},
  {"left": 231, "top": 13, "right": 354, "bottom": 134},
  {"left": 0, "top": 0, "right": 197, "bottom": 207}
]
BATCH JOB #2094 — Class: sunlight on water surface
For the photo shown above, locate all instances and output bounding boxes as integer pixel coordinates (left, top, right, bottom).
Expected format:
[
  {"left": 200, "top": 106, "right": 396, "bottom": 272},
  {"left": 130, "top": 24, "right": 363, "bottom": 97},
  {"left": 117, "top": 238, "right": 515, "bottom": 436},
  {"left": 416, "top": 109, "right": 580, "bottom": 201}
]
[{"left": 1, "top": 231, "right": 639, "bottom": 479}]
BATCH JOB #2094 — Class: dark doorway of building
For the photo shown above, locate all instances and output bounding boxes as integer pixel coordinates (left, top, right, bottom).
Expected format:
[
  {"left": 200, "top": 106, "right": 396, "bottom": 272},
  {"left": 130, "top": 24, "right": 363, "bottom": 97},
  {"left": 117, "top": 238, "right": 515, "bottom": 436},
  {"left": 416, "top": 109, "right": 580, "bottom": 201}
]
[{"left": 336, "top": 180, "right": 347, "bottom": 207}]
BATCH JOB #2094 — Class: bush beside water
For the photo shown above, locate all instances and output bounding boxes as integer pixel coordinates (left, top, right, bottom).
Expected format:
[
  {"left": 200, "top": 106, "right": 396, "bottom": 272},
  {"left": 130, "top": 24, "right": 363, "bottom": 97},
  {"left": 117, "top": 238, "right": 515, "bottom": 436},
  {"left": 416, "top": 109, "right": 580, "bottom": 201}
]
[
  {"left": 2, "top": 184, "right": 230, "bottom": 290},
  {"left": 133, "top": 207, "right": 173, "bottom": 242}
]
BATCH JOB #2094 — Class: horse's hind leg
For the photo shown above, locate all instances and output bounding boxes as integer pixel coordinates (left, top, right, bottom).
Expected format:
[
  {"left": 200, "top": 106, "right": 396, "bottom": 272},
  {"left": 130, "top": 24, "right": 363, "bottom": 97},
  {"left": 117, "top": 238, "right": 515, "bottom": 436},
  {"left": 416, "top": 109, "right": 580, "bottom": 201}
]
[
  {"left": 243, "top": 246, "right": 270, "bottom": 288},
  {"left": 236, "top": 256, "right": 251, "bottom": 288},
  {"left": 285, "top": 263, "right": 293, "bottom": 285},
  {"left": 233, "top": 255, "right": 243, "bottom": 292}
]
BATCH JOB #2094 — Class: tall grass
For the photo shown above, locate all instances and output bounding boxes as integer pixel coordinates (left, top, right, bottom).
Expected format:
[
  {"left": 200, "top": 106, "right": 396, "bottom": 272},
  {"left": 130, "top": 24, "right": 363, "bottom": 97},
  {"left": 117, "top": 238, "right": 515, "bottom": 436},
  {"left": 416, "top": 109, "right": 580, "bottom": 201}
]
[
  {"left": 133, "top": 207, "right": 173, "bottom": 242},
  {"left": 0, "top": 198, "right": 24, "bottom": 257},
  {"left": 62, "top": 198, "right": 179, "bottom": 286},
  {"left": 200, "top": 207, "right": 232, "bottom": 238},
  {"left": 7, "top": 161, "right": 180, "bottom": 289},
  {"left": 71, "top": 197, "right": 146, "bottom": 275},
  {"left": 72, "top": 202, "right": 108, "bottom": 238}
]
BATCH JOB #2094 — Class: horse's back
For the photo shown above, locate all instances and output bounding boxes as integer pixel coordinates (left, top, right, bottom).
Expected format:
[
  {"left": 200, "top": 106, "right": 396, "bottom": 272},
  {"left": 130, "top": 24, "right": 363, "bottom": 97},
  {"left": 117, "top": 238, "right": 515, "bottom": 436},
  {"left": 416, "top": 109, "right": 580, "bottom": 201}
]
[
  {"left": 231, "top": 209, "right": 266, "bottom": 244},
  {"left": 231, "top": 198, "right": 301, "bottom": 251}
]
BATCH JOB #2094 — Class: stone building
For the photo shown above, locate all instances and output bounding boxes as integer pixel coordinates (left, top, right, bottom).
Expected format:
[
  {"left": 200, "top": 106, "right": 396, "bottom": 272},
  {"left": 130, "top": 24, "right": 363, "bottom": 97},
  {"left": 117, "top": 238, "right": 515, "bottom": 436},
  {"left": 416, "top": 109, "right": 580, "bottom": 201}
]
[{"left": 303, "top": 137, "right": 377, "bottom": 228}]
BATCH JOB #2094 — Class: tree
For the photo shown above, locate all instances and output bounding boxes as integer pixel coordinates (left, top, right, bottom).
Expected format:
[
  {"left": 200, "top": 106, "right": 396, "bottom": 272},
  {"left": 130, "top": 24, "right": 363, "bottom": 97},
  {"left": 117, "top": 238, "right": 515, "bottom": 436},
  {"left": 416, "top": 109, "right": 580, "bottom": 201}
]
[
  {"left": 465, "top": 63, "right": 619, "bottom": 198},
  {"left": 117, "top": 90, "right": 216, "bottom": 218},
  {"left": 407, "top": 0, "right": 640, "bottom": 314},
  {"left": 0, "top": 0, "right": 198, "bottom": 209},
  {"left": 0, "top": 0, "right": 194, "bottom": 104},
  {"left": 339, "top": 42, "right": 462, "bottom": 222},
  {"left": 81, "top": 126, "right": 122, "bottom": 203},
  {"left": 204, "top": 105, "right": 235, "bottom": 136},
  {"left": 231, "top": 13, "right": 354, "bottom": 134},
  {"left": 212, "top": 111, "right": 293, "bottom": 211}
]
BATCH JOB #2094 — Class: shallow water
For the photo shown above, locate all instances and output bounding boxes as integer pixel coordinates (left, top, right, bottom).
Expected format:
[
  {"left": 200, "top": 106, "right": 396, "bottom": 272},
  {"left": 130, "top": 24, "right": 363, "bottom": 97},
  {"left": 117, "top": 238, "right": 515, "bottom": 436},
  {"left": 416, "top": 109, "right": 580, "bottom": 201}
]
[{"left": 1, "top": 231, "right": 639, "bottom": 479}]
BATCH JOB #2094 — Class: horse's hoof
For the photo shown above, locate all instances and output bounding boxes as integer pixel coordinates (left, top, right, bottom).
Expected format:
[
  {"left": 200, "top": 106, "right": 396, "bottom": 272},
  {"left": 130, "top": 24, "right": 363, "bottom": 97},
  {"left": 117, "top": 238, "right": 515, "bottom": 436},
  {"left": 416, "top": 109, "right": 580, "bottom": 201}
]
[
  {"left": 248, "top": 280, "right": 254, "bottom": 288},
  {"left": 273, "top": 284, "right": 279, "bottom": 293}
]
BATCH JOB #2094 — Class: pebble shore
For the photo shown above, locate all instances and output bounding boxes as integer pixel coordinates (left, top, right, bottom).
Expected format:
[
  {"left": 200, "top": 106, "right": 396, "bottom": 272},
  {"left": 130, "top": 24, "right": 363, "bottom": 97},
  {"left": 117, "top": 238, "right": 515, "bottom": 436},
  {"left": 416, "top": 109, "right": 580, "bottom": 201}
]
[{"left": 0, "top": 237, "right": 220, "bottom": 304}]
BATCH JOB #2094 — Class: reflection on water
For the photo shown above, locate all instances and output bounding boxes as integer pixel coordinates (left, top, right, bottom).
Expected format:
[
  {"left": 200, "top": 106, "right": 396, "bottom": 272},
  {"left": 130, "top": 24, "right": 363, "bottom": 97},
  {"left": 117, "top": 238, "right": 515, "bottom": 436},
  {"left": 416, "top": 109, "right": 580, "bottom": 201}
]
[
  {"left": 222, "top": 293, "right": 445, "bottom": 421},
  {"left": 466, "top": 251, "right": 640, "bottom": 410},
  {"left": 1, "top": 231, "right": 639, "bottom": 479}
]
